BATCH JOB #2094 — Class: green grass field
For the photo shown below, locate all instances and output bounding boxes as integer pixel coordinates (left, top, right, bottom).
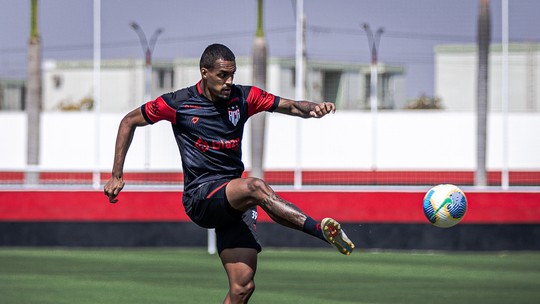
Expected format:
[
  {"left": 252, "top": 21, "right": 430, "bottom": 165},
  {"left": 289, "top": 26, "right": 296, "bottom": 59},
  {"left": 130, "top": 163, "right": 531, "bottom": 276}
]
[{"left": 1, "top": 248, "right": 539, "bottom": 304}]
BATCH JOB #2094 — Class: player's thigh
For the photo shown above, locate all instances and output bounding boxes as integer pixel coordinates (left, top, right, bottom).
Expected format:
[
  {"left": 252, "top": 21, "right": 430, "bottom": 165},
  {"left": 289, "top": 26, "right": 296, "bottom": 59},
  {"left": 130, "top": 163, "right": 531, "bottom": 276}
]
[
  {"left": 225, "top": 177, "right": 272, "bottom": 210},
  {"left": 220, "top": 247, "right": 258, "bottom": 285}
]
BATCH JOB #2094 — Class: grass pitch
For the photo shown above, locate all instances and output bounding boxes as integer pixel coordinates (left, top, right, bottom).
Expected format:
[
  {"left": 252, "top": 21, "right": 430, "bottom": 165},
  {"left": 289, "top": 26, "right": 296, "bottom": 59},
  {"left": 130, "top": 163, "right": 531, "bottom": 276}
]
[{"left": 0, "top": 248, "right": 539, "bottom": 304}]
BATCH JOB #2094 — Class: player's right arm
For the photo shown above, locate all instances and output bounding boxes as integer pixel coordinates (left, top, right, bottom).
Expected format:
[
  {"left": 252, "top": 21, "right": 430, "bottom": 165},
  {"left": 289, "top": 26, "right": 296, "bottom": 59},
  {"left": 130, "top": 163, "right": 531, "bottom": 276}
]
[{"left": 104, "top": 107, "right": 148, "bottom": 203}]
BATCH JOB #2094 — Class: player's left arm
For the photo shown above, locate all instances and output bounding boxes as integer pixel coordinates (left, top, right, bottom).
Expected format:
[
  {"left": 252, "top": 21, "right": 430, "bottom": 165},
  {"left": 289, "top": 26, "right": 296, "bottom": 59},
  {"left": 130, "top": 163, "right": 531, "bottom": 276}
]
[
  {"left": 104, "top": 108, "right": 148, "bottom": 203},
  {"left": 274, "top": 97, "right": 336, "bottom": 118}
]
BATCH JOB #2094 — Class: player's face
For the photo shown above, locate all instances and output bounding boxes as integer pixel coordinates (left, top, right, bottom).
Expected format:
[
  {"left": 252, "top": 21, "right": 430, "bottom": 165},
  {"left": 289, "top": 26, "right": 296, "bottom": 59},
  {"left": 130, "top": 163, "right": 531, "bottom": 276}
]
[{"left": 202, "top": 59, "right": 236, "bottom": 101}]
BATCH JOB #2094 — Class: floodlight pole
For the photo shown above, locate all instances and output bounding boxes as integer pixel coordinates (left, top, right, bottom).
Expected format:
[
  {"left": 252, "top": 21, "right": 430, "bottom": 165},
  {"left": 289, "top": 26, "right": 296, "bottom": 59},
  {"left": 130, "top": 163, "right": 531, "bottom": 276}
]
[
  {"left": 130, "top": 22, "right": 163, "bottom": 169},
  {"left": 362, "top": 23, "right": 383, "bottom": 171}
]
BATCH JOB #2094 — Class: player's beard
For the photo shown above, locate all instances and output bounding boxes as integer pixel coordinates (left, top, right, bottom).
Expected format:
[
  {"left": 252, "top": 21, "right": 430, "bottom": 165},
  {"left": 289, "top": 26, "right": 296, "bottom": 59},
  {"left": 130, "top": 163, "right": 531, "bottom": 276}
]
[
  {"left": 221, "top": 87, "right": 231, "bottom": 99},
  {"left": 206, "top": 86, "right": 230, "bottom": 102},
  {"left": 215, "top": 88, "right": 231, "bottom": 102}
]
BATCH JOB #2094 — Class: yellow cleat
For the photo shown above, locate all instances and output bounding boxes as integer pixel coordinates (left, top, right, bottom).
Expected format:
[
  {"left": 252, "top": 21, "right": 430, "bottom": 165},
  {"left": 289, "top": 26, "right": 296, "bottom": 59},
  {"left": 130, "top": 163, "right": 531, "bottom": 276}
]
[{"left": 321, "top": 218, "right": 355, "bottom": 255}]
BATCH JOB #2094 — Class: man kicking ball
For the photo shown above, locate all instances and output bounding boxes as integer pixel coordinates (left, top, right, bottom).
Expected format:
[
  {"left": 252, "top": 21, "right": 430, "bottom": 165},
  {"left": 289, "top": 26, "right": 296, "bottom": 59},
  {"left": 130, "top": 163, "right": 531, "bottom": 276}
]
[{"left": 104, "top": 43, "right": 355, "bottom": 304}]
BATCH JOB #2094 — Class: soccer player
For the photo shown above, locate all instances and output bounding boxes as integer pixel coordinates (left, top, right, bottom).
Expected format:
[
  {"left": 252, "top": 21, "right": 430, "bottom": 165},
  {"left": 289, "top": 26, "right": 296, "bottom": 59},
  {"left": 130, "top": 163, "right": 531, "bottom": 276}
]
[{"left": 104, "top": 43, "right": 355, "bottom": 304}]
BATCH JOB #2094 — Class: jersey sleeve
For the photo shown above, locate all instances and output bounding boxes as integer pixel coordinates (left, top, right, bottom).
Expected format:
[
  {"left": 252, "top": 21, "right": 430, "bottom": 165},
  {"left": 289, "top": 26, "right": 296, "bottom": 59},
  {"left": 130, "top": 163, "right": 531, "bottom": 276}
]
[
  {"left": 140, "top": 94, "right": 177, "bottom": 124},
  {"left": 246, "top": 86, "right": 280, "bottom": 117}
]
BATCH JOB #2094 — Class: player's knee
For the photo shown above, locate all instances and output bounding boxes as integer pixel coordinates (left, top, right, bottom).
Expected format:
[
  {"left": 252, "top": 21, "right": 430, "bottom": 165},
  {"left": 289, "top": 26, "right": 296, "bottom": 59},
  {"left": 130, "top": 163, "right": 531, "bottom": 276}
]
[
  {"left": 245, "top": 177, "right": 271, "bottom": 199},
  {"left": 230, "top": 280, "right": 255, "bottom": 300}
]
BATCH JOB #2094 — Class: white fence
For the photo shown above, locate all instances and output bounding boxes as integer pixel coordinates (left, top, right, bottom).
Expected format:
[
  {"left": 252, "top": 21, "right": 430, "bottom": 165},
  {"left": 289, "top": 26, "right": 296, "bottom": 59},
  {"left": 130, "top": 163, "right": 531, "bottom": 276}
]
[{"left": 1, "top": 111, "right": 539, "bottom": 186}]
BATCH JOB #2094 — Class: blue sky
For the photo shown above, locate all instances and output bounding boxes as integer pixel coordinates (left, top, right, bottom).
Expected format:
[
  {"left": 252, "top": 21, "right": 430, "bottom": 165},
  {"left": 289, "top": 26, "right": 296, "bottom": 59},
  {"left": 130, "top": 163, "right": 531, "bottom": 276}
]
[{"left": 1, "top": 0, "right": 539, "bottom": 99}]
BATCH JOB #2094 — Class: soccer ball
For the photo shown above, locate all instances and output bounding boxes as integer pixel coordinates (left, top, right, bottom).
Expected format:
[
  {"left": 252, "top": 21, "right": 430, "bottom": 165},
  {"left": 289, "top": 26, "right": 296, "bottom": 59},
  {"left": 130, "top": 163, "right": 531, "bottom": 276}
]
[{"left": 423, "top": 184, "right": 467, "bottom": 228}]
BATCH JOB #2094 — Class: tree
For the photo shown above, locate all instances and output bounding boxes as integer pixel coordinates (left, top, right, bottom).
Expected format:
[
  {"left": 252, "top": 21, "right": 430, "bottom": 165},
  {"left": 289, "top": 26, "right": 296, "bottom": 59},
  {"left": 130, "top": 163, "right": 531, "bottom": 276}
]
[
  {"left": 26, "top": 0, "right": 42, "bottom": 184},
  {"left": 475, "top": 0, "right": 491, "bottom": 186},
  {"left": 250, "top": 0, "right": 267, "bottom": 179}
]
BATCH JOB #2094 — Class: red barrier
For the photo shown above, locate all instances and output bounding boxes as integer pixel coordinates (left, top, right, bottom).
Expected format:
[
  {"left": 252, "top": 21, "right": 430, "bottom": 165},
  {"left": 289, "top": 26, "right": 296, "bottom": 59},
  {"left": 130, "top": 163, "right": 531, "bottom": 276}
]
[
  {"left": 2, "top": 170, "right": 540, "bottom": 186},
  {"left": 1, "top": 190, "right": 539, "bottom": 224}
]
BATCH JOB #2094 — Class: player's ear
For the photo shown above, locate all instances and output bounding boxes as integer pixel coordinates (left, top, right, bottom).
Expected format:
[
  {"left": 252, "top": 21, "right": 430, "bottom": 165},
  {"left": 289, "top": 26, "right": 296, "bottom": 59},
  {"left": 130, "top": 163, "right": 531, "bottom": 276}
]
[{"left": 201, "top": 68, "right": 208, "bottom": 79}]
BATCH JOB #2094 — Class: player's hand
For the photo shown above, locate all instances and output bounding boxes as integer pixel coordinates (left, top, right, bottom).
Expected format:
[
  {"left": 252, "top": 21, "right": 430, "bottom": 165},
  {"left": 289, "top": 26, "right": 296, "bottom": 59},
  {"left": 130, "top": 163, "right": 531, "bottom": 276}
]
[
  {"left": 104, "top": 176, "right": 125, "bottom": 203},
  {"left": 309, "top": 102, "right": 336, "bottom": 118}
]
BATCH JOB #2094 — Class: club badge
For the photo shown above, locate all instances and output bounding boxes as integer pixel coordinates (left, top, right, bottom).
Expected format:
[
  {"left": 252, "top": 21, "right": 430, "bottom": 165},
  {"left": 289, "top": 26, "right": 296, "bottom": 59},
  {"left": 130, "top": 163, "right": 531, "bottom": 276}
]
[{"left": 228, "top": 105, "right": 240, "bottom": 126}]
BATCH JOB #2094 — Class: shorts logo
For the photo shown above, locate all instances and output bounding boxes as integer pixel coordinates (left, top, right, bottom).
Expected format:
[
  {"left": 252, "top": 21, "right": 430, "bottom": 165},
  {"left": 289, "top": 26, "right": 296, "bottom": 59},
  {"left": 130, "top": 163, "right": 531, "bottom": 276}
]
[
  {"left": 228, "top": 105, "right": 240, "bottom": 126},
  {"left": 251, "top": 209, "right": 258, "bottom": 230}
]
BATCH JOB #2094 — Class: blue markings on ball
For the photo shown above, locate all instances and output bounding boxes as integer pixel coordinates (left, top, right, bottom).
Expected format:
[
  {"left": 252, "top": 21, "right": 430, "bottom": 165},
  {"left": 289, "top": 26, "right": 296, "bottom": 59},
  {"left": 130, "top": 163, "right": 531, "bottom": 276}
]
[
  {"left": 448, "top": 191, "right": 467, "bottom": 219},
  {"left": 423, "top": 189, "right": 437, "bottom": 224}
]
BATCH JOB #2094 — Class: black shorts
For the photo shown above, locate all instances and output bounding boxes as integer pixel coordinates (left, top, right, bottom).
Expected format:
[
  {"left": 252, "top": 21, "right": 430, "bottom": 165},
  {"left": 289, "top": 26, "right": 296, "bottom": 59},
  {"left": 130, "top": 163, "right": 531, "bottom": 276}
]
[{"left": 183, "top": 179, "right": 261, "bottom": 254}]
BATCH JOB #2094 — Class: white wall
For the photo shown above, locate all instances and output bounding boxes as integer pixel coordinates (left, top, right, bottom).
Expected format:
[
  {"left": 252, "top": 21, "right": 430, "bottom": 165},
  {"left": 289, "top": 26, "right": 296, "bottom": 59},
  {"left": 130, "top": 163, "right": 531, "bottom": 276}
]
[
  {"left": 0, "top": 112, "right": 27, "bottom": 169},
  {"left": 1, "top": 111, "right": 539, "bottom": 171}
]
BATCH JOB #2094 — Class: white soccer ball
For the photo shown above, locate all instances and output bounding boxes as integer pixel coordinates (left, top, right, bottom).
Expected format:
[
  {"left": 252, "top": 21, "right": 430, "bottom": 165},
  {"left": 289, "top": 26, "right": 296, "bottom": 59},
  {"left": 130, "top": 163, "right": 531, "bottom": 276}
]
[{"left": 423, "top": 184, "right": 468, "bottom": 228}]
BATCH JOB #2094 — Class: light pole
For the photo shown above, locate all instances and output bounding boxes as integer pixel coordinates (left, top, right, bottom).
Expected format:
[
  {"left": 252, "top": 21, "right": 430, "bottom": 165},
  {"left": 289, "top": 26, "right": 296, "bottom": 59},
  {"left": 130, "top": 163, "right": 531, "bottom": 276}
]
[
  {"left": 130, "top": 22, "right": 163, "bottom": 103},
  {"left": 362, "top": 23, "right": 383, "bottom": 171},
  {"left": 362, "top": 23, "right": 383, "bottom": 110},
  {"left": 130, "top": 22, "right": 163, "bottom": 169}
]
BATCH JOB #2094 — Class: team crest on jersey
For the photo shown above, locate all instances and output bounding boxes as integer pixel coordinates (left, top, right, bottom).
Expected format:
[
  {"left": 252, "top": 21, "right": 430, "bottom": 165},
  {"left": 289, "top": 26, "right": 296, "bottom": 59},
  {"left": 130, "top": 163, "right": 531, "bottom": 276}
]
[{"left": 228, "top": 105, "right": 240, "bottom": 126}]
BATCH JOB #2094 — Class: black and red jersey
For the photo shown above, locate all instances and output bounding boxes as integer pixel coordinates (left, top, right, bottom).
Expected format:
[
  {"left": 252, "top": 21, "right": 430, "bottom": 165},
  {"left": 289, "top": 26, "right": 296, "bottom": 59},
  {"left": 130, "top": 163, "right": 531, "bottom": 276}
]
[{"left": 140, "top": 81, "right": 280, "bottom": 192}]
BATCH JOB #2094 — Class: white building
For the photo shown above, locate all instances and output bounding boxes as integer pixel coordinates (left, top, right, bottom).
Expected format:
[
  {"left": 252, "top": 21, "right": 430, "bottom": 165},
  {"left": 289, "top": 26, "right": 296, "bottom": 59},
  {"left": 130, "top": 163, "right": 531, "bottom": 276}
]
[
  {"left": 435, "top": 43, "right": 540, "bottom": 112},
  {"left": 42, "top": 59, "right": 175, "bottom": 112},
  {"left": 1, "top": 54, "right": 539, "bottom": 176},
  {"left": 41, "top": 57, "right": 405, "bottom": 112}
]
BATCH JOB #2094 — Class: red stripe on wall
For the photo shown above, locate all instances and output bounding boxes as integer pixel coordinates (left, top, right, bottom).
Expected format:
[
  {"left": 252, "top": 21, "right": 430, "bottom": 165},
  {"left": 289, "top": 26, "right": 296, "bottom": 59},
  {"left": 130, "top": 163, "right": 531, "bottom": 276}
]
[
  {"left": 0, "top": 191, "right": 188, "bottom": 222},
  {"left": 2, "top": 170, "right": 539, "bottom": 185},
  {"left": 274, "top": 191, "right": 540, "bottom": 224},
  {"left": 0, "top": 190, "right": 539, "bottom": 223}
]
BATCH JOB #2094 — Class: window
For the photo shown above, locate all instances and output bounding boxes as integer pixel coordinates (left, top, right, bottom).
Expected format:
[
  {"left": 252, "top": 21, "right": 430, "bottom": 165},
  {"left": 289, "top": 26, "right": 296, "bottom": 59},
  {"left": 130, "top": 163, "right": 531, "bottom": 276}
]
[
  {"left": 53, "top": 75, "right": 62, "bottom": 89},
  {"left": 0, "top": 80, "right": 25, "bottom": 110},
  {"left": 157, "top": 68, "right": 174, "bottom": 89},
  {"left": 323, "top": 70, "right": 341, "bottom": 102}
]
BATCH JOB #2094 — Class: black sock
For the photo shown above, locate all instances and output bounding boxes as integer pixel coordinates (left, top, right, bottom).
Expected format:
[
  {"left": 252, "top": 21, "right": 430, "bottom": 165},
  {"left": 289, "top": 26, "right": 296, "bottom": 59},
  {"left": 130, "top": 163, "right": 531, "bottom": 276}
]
[{"left": 302, "top": 217, "right": 325, "bottom": 242}]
